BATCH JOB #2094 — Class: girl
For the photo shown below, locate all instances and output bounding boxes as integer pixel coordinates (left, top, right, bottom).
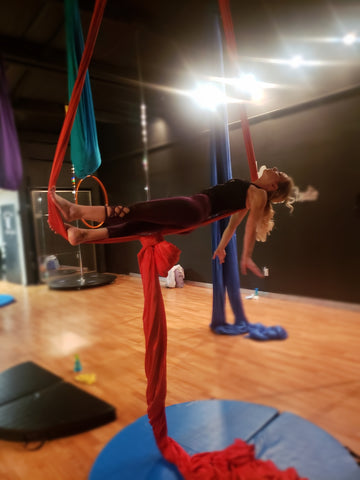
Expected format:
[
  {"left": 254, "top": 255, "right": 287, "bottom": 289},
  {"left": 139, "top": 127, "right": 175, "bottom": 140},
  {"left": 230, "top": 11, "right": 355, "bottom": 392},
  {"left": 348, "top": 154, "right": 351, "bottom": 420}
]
[{"left": 50, "top": 167, "right": 296, "bottom": 278}]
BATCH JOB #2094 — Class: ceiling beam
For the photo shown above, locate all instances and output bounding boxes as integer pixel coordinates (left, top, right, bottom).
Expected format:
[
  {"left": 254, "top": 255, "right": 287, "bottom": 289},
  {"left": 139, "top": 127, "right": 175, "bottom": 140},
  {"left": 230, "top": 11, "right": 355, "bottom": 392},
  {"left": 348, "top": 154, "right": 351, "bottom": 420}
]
[
  {"left": 13, "top": 97, "right": 134, "bottom": 125},
  {"left": 0, "top": 34, "right": 138, "bottom": 85},
  {"left": 0, "top": 34, "right": 66, "bottom": 74},
  {"left": 0, "top": 32, "right": 184, "bottom": 100}
]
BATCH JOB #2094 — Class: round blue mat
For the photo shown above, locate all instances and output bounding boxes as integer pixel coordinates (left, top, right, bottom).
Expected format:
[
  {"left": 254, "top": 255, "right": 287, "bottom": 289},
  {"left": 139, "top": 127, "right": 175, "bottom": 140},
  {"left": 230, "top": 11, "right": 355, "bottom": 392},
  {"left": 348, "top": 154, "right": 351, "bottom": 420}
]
[
  {"left": 0, "top": 294, "right": 15, "bottom": 307},
  {"left": 89, "top": 400, "right": 360, "bottom": 480}
]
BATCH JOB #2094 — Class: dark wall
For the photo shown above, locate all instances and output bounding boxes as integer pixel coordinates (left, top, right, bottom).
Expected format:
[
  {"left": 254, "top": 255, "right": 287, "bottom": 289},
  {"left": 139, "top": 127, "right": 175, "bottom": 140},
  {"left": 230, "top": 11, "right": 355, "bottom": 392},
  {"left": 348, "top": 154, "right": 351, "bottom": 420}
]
[
  {"left": 234, "top": 93, "right": 360, "bottom": 303},
  {"left": 98, "top": 89, "right": 360, "bottom": 304}
]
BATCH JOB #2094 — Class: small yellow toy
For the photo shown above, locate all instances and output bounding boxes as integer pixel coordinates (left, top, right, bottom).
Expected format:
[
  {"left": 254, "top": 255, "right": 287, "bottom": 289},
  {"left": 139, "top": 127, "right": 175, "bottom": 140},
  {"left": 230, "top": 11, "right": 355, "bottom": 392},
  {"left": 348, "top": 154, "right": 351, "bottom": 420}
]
[{"left": 75, "top": 373, "right": 96, "bottom": 385}]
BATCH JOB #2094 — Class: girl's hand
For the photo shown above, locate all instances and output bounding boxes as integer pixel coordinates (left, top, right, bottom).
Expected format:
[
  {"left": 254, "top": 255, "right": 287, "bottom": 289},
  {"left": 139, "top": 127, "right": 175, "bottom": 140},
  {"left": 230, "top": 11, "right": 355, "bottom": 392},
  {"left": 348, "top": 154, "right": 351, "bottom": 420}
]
[
  {"left": 241, "top": 257, "right": 264, "bottom": 278},
  {"left": 213, "top": 248, "right": 226, "bottom": 264}
]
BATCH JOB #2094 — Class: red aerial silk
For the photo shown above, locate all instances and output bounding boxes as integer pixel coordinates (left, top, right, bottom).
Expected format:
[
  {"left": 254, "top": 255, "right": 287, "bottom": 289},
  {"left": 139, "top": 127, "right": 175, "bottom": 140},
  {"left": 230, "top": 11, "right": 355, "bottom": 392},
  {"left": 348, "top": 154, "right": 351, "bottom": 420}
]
[
  {"left": 47, "top": 0, "right": 107, "bottom": 238},
  {"left": 217, "top": 0, "right": 258, "bottom": 182},
  {"left": 47, "top": 1, "right": 307, "bottom": 478},
  {"left": 138, "top": 234, "right": 308, "bottom": 479}
]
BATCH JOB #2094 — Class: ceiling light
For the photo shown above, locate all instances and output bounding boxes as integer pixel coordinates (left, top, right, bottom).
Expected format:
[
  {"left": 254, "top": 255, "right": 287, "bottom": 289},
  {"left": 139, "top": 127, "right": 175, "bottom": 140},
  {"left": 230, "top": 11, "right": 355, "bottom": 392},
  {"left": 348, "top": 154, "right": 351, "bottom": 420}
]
[
  {"left": 343, "top": 32, "right": 356, "bottom": 45},
  {"left": 289, "top": 55, "right": 304, "bottom": 69},
  {"left": 191, "top": 83, "right": 226, "bottom": 111},
  {"left": 235, "top": 74, "right": 264, "bottom": 101}
]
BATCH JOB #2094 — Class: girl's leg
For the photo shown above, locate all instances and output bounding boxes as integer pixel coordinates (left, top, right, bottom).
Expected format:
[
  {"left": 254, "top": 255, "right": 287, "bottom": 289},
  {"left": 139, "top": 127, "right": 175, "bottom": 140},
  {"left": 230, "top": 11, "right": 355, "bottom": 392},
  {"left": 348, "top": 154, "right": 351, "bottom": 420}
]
[
  {"left": 106, "top": 220, "right": 174, "bottom": 238},
  {"left": 66, "top": 225, "right": 109, "bottom": 245},
  {"left": 50, "top": 188, "right": 106, "bottom": 223},
  {"left": 105, "top": 194, "right": 211, "bottom": 228},
  {"left": 67, "top": 220, "right": 165, "bottom": 245},
  {"left": 52, "top": 189, "right": 211, "bottom": 238}
]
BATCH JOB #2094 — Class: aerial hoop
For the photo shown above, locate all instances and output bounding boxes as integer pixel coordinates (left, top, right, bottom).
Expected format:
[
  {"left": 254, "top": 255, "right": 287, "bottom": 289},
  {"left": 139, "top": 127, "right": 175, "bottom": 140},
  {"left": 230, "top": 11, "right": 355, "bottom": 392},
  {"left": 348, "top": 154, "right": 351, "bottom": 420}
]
[{"left": 75, "top": 175, "right": 108, "bottom": 228}]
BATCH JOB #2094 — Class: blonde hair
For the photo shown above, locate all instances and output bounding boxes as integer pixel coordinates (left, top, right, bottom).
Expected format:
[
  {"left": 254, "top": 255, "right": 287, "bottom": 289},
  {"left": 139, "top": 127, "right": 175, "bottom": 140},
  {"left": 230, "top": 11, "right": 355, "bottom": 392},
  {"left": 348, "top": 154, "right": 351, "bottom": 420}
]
[{"left": 256, "top": 166, "right": 298, "bottom": 242}]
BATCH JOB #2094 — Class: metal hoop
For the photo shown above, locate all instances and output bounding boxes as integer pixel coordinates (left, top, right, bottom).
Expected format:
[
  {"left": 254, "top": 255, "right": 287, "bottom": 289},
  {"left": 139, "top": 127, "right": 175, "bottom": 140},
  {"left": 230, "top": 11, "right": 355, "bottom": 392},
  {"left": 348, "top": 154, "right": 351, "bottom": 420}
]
[{"left": 75, "top": 175, "right": 109, "bottom": 229}]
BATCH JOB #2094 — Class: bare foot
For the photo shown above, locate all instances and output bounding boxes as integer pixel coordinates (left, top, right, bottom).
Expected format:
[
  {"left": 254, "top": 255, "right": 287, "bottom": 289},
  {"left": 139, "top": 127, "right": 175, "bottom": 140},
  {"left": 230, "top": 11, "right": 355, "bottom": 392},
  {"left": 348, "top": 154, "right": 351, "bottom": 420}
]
[
  {"left": 65, "top": 224, "right": 108, "bottom": 245},
  {"left": 50, "top": 187, "right": 82, "bottom": 222},
  {"left": 66, "top": 225, "right": 88, "bottom": 246}
]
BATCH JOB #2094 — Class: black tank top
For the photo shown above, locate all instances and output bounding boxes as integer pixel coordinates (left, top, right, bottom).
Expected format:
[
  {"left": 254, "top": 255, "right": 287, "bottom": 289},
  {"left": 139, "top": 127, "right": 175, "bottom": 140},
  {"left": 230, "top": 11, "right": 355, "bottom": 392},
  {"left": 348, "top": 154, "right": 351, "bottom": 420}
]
[{"left": 202, "top": 179, "right": 260, "bottom": 216}]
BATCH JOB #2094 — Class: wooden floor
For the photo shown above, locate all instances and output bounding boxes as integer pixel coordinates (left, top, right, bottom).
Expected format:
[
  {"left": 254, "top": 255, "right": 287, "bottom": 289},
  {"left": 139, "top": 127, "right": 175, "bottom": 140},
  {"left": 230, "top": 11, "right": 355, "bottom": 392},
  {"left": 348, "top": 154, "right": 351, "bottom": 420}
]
[{"left": 0, "top": 274, "right": 359, "bottom": 480}]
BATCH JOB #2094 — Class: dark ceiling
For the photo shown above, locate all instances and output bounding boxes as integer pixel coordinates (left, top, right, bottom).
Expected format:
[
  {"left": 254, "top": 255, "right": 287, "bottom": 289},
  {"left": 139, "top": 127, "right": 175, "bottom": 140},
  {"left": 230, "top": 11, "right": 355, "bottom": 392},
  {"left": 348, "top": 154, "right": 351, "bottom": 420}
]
[{"left": 1, "top": 0, "right": 360, "bottom": 160}]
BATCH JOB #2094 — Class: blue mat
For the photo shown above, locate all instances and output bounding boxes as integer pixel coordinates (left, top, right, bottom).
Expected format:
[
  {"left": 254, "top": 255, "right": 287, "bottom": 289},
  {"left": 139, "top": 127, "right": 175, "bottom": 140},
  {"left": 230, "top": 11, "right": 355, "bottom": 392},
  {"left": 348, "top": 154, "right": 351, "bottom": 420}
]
[
  {"left": 252, "top": 411, "right": 360, "bottom": 480},
  {"left": 89, "top": 400, "right": 359, "bottom": 480},
  {"left": 90, "top": 400, "right": 277, "bottom": 480},
  {"left": 0, "top": 294, "right": 15, "bottom": 307}
]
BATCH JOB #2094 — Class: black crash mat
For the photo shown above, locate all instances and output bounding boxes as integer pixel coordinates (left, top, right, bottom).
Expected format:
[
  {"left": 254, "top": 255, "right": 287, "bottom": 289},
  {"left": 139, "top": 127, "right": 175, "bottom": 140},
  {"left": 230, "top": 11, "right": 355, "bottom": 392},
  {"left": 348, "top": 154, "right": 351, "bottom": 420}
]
[{"left": 0, "top": 362, "right": 116, "bottom": 442}]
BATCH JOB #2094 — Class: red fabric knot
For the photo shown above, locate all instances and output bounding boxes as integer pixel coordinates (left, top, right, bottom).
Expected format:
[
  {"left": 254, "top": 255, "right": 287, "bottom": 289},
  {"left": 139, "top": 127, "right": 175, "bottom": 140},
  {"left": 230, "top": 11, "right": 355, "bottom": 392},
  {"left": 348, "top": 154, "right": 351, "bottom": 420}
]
[
  {"left": 138, "top": 235, "right": 181, "bottom": 277},
  {"left": 140, "top": 233, "right": 164, "bottom": 247}
]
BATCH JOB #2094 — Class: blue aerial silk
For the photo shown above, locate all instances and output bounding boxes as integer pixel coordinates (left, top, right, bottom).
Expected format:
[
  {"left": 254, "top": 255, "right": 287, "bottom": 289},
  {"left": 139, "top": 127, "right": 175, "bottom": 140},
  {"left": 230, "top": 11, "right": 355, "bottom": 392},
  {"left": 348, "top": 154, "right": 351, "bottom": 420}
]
[
  {"left": 210, "top": 13, "right": 248, "bottom": 334},
  {"left": 64, "top": 0, "right": 101, "bottom": 178},
  {"left": 0, "top": 58, "right": 23, "bottom": 190},
  {"left": 209, "top": 13, "right": 287, "bottom": 340}
]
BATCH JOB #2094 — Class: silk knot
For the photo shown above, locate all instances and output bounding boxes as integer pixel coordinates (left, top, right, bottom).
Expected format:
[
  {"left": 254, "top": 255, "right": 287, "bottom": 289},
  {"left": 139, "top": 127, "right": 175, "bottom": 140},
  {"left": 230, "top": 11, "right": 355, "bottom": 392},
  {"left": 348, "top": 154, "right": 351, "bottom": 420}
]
[
  {"left": 138, "top": 236, "right": 181, "bottom": 277},
  {"left": 140, "top": 233, "right": 164, "bottom": 247}
]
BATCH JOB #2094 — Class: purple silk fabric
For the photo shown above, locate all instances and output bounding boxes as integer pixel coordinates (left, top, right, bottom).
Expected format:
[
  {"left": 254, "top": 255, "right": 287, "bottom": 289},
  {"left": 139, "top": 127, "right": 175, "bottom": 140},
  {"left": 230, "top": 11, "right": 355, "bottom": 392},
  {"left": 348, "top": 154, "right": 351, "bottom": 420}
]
[{"left": 0, "top": 59, "right": 23, "bottom": 190}]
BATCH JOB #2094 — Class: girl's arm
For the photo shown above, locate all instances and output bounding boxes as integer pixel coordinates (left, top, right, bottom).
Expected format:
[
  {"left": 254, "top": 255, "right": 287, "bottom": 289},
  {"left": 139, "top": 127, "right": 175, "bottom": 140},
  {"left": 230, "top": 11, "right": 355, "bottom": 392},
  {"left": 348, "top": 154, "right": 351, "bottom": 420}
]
[
  {"left": 240, "top": 188, "right": 267, "bottom": 277},
  {"left": 212, "top": 210, "right": 248, "bottom": 263}
]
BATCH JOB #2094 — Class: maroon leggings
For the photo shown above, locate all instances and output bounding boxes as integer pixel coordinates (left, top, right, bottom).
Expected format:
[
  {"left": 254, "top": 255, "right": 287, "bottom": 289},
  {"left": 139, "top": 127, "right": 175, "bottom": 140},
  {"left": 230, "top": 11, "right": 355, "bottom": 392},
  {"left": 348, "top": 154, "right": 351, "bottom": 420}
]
[{"left": 104, "top": 194, "right": 211, "bottom": 238}]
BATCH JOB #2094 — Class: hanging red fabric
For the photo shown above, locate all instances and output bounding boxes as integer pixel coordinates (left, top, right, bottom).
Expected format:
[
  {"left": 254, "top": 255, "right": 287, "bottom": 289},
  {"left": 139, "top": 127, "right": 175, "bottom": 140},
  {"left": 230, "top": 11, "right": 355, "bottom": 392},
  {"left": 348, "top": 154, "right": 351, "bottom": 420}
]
[
  {"left": 217, "top": 0, "right": 258, "bottom": 182},
  {"left": 45, "top": 0, "right": 250, "bottom": 243},
  {"left": 47, "top": 2, "right": 307, "bottom": 477},
  {"left": 138, "top": 234, "right": 307, "bottom": 479},
  {"left": 47, "top": 0, "right": 107, "bottom": 238}
]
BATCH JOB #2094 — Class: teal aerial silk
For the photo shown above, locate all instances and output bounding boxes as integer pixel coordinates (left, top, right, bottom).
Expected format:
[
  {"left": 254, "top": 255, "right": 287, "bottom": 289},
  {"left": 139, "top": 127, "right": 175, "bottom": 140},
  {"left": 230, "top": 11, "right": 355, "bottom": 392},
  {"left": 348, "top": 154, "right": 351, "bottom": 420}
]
[{"left": 64, "top": 0, "right": 101, "bottom": 178}]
